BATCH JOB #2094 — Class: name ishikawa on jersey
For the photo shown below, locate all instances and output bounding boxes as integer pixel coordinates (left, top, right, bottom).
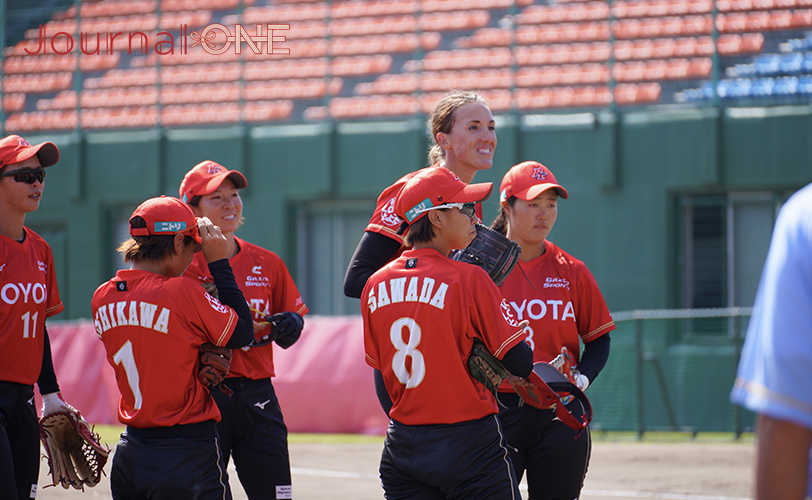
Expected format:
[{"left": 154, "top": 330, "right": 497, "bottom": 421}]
[
  {"left": 362, "top": 248, "right": 527, "bottom": 426},
  {"left": 0, "top": 228, "right": 64, "bottom": 385},
  {"left": 184, "top": 236, "right": 308, "bottom": 379},
  {"left": 499, "top": 239, "right": 615, "bottom": 366},
  {"left": 92, "top": 269, "right": 239, "bottom": 428}
]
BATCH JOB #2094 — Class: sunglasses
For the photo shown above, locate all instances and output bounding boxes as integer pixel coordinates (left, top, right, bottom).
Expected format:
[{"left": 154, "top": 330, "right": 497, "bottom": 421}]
[
  {"left": 412, "top": 202, "right": 477, "bottom": 218},
  {"left": 0, "top": 168, "right": 46, "bottom": 184}
]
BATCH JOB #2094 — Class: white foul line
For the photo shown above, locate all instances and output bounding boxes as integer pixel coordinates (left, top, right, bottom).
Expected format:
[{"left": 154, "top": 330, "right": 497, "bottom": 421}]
[{"left": 291, "top": 467, "right": 379, "bottom": 480}]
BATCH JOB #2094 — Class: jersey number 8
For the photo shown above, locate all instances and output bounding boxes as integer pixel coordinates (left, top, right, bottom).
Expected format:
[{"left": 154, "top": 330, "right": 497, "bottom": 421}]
[{"left": 390, "top": 317, "right": 426, "bottom": 389}]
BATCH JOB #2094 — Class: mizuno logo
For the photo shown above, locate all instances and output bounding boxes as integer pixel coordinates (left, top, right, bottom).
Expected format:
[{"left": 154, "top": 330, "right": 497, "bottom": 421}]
[{"left": 254, "top": 399, "right": 271, "bottom": 410}]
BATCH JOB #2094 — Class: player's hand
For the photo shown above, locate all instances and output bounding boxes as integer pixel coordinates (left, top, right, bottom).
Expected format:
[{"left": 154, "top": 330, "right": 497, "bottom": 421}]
[
  {"left": 197, "top": 217, "right": 230, "bottom": 263},
  {"left": 253, "top": 320, "right": 269, "bottom": 334}
]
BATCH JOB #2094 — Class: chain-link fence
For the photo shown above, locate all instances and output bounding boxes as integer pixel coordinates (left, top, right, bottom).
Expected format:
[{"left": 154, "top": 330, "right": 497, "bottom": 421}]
[{"left": 587, "top": 307, "right": 754, "bottom": 437}]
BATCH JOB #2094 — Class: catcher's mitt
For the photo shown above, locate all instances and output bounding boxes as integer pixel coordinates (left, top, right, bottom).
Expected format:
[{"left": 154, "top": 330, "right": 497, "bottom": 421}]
[
  {"left": 506, "top": 362, "right": 593, "bottom": 433},
  {"left": 39, "top": 407, "right": 109, "bottom": 490},
  {"left": 199, "top": 342, "right": 234, "bottom": 396},
  {"left": 450, "top": 224, "right": 521, "bottom": 286}
]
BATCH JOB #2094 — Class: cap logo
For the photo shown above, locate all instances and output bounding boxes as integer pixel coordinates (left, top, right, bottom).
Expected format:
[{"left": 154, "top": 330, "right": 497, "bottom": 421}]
[
  {"left": 18, "top": 137, "right": 31, "bottom": 147},
  {"left": 154, "top": 221, "right": 188, "bottom": 233},
  {"left": 405, "top": 197, "right": 434, "bottom": 222},
  {"left": 532, "top": 166, "right": 548, "bottom": 181},
  {"left": 205, "top": 162, "right": 223, "bottom": 174}
]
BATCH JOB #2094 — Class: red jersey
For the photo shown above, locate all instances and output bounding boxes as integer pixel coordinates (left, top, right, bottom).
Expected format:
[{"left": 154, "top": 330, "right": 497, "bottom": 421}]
[
  {"left": 497, "top": 240, "right": 614, "bottom": 391},
  {"left": 366, "top": 164, "right": 484, "bottom": 246},
  {"left": 0, "top": 228, "right": 64, "bottom": 385},
  {"left": 362, "top": 248, "right": 527, "bottom": 426},
  {"left": 183, "top": 237, "right": 308, "bottom": 379},
  {"left": 92, "top": 269, "right": 240, "bottom": 428}
]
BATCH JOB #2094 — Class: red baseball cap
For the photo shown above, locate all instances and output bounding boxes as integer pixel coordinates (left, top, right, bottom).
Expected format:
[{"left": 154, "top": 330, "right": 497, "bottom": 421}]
[
  {"left": 179, "top": 160, "right": 247, "bottom": 204},
  {"left": 500, "top": 161, "right": 568, "bottom": 202},
  {"left": 0, "top": 134, "right": 59, "bottom": 169},
  {"left": 395, "top": 167, "right": 493, "bottom": 224},
  {"left": 129, "top": 196, "right": 202, "bottom": 244}
]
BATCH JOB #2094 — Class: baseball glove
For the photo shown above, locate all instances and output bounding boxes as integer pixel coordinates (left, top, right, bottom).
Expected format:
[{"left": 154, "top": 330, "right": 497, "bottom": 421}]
[
  {"left": 248, "top": 311, "right": 304, "bottom": 349},
  {"left": 199, "top": 342, "right": 234, "bottom": 397},
  {"left": 506, "top": 362, "right": 593, "bottom": 433},
  {"left": 450, "top": 224, "right": 521, "bottom": 286},
  {"left": 39, "top": 406, "right": 109, "bottom": 490},
  {"left": 467, "top": 339, "right": 509, "bottom": 393}
]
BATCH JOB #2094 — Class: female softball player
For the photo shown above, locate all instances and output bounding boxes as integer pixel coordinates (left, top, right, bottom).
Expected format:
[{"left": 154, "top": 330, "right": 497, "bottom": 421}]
[
  {"left": 344, "top": 89, "right": 498, "bottom": 412},
  {"left": 362, "top": 166, "right": 533, "bottom": 500},
  {"left": 179, "top": 160, "right": 308, "bottom": 500},
  {"left": 93, "top": 196, "right": 255, "bottom": 500},
  {"left": 0, "top": 134, "right": 82, "bottom": 500},
  {"left": 492, "top": 161, "right": 614, "bottom": 500}
]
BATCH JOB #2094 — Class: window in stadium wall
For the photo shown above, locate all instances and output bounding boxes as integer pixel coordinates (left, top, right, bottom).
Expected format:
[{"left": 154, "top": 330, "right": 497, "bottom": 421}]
[
  {"left": 293, "top": 200, "right": 374, "bottom": 315},
  {"left": 679, "top": 192, "right": 787, "bottom": 336}
]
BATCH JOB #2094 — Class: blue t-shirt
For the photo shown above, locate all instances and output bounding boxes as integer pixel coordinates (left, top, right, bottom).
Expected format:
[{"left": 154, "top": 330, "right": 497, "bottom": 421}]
[{"left": 730, "top": 182, "right": 812, "bottom": 496}]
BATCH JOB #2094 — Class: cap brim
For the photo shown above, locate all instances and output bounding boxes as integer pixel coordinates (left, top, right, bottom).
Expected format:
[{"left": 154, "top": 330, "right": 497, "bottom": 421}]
[
  {"left": 200, "top": 170, "right": 248, "bottom": 195},
  {"left": 447, "top": 181, "right": 493, "bottom": 205},
  {"left": 4, "top": 142, "right": 60, "bottom": 168},
  {"left": 35, "top": 142, "right": 59, "bottom": 167},
  {"left": 520, "top": 183, "right": 569, "bottom": 200}
]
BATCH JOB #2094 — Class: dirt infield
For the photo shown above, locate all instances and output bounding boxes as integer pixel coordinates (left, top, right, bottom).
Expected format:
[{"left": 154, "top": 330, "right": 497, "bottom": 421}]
[{"left": 37, "top": 437, "right": 754, "bottom": 500}]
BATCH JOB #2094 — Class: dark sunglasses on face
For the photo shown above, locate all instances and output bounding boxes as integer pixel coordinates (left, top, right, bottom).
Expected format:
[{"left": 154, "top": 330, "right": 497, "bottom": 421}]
[
  {"left": 0, "top": 168, "right": 46, "bottom": 184},
  {"left": 458, "top": 203, "right": 476, "bottom": 218}
]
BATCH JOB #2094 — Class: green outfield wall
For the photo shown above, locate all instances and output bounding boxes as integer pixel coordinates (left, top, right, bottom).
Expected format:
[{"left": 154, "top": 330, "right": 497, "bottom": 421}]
[
  {"left": 24, "top": 105, "right": 810, "bottom": 433},
  {"left": 26, "top": 106, "right": 812, "bottom": 320}
]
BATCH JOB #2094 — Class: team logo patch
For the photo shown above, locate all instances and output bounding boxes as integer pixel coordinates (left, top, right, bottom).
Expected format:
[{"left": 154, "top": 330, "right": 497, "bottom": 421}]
[
  {"left": 116, "top": 281, "right": 128, "bottom": 292},
  {"left": 154, "top": 221, "right": 187, "bottom": 233},
  {"left": 380, "top": 197, "right": 403, "bottom": 227},
  {"left": 205, "top": 293, "right": 230, "bottom": 314},
  {"left": 405, "top": 197, "right": 433, "bottom": 222},
  {"left": 532, "top": 166, "right": 548, "bottom": 181},
  {"left": 500, "top": 299, "right": 520, "bottom": 327},
  {"left": 405, "top": 258, "right": 417, "bottom": 269},
  {"left": 18, "top": 137, "right": 31, "bottom": 147},
  {"left": 204, "top": 162, "right": 223, "bottom": 174},
  {"left": 37, "top": 261, "right": 47, "bottom": 272}
]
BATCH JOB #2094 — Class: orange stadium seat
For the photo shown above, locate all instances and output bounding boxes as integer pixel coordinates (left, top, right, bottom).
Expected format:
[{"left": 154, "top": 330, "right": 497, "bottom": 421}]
[
  {"left": 244, "top": 101, "right": 294, "bottom": 122},
  {"left": 2, "top": 73, "right": 72, "bottom": 93}
]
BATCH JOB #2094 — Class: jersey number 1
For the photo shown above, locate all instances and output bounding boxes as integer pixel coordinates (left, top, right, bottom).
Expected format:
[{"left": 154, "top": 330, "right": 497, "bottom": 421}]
[
  {"left": 113, "top": 341, "right": 144, "bottom": 410},
  {"left": 390, "top": 317, "right": 426, "bottom": 389}
]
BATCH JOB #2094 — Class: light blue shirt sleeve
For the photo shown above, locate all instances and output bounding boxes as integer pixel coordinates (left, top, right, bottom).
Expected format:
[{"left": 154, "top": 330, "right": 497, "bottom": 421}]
[{"left": 730, "top": 183, "right": 812, "bottom": 497}]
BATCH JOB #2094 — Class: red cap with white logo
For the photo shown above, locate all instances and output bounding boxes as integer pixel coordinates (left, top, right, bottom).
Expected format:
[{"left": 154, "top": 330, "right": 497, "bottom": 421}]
[
  {"left": 179, "top": 160, "right": 247, "bottom": 204},
  {"left": 130, "top": 196, "right": 202, "bottom": 244},
  {"left": 500, "top": 161, "right": 568, "bottom": 202},
  {"left": 0, "top": 134, "right": 59, "bottom": 169}
]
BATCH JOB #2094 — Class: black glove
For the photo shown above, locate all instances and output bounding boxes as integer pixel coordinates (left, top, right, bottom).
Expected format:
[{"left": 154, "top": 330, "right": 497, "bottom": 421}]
[{"left": 268, "top": 311, "right": 304, "bottom": 349}]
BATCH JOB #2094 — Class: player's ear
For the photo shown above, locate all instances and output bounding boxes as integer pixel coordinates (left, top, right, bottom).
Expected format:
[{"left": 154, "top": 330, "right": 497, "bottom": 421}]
[
  {"left": 429, "top": 209, "right": 444, "bottom": 229},
  {"left": 436, "top": 132, "right": 450, "bottom": 150},
  {"left": 173, "top": 233, "right": 185, "bottom": 255}
]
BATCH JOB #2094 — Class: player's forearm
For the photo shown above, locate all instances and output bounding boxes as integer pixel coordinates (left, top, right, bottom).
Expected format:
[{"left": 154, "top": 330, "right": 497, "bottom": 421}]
[
  {"left": 343, "top": 231, "right": 402, "bottom": 298},
  {"left": 208, "top": 258, "right": 253, "bottom": 348},
  {"left": 502, "top": 341, "right": 533, "bottom": 378},
  {"left": 37, "top": 323, "right": 60, "bottom": 395},
  {"left": 577, "top": 333, "right": 611, "bottom": 383},
  {"left": 756, "top": 413, "right": 812, "bottom": 500}
]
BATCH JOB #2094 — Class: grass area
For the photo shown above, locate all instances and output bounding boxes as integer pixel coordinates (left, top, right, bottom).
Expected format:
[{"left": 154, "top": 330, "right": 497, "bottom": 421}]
[
  {"left": 92, "top": 424, "right": 385, "bottom": 447},
  {"left": 591, "top": 430, "right": 755, "bottom": 444},
  {"left": 93, "top": 423, "right": 751, "bottom": 447}
]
